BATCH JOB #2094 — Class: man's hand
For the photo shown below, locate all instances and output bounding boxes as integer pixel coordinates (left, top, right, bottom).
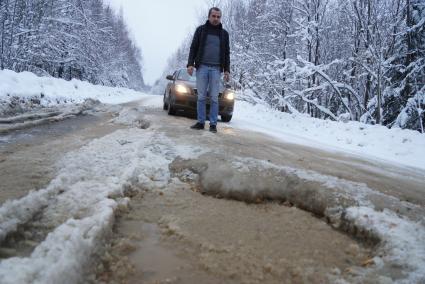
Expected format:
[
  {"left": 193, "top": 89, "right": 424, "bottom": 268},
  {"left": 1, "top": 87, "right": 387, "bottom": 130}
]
[
  {"left": 224, "top": 71, "right": 230, "bottom": 82},
  {"left": 187, "top": 66, "right": 194, "bottom": 76}
]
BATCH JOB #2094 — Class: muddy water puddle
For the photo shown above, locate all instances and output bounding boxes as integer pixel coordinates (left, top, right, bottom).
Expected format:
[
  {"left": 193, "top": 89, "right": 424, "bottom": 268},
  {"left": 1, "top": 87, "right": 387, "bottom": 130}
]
[
  {"left": 127, "top": 222, "right": 183, "bottom": 281},
  {"left": 100, "top": 185, "right": 372, "bottom": 284},
  {"left": 122, "top": 221, "right": 224, "bottom": 284}
]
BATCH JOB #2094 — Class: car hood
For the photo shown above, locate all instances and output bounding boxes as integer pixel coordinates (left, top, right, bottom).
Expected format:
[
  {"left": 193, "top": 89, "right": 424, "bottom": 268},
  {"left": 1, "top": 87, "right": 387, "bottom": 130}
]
[{"left": 176, "top": 80, "right": 195, "bottom": 88}]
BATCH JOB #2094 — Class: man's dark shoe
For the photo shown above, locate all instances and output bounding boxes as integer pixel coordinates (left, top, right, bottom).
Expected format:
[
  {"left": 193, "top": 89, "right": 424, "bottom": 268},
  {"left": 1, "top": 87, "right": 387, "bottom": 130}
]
[
  {"left": 209, "top": 125, "right": 217, "bottom": 133},
  {"left": 190, "top": 122, "right": 205, "bottom": 130}
]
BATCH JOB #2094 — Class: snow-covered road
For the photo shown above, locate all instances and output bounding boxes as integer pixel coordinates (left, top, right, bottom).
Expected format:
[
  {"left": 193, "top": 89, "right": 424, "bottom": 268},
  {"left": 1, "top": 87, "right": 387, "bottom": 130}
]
[
  {"left": 2, "top": 69, "right": 424, "bottom": 171},
  {"left": 0, "top": 95, "right": 424, "bottom": 283},
  {"left": 1, "top": 71, "right": 425, "bottom": 283}
]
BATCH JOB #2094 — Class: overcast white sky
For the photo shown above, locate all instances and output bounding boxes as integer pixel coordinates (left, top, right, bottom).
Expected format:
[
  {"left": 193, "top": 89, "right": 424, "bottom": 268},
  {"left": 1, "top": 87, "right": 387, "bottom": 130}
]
[{"left": 105, "top": 0, "right": 205, "bottom": 86}]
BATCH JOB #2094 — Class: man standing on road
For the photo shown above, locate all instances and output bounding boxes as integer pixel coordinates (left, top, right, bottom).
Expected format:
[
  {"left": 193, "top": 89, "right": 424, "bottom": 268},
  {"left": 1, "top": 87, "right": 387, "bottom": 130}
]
[{"left": 187, "top": 7, "right": 230, "bottom": 133}]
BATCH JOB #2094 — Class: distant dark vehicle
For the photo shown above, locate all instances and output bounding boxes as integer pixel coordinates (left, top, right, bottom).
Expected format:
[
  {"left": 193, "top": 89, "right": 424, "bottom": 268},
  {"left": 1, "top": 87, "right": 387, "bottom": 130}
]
[{"left": 163, "top": 68, "right": 235, "bottom": 122}]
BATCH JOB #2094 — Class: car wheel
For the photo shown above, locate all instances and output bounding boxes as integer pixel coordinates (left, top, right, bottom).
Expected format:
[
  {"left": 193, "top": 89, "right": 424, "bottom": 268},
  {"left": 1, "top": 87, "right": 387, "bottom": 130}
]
[
  {"left": 163, "top": 93, "right": 168, "bottom": 110},
  {"left": 221, "top": 114, "right": 232, "bottom": 122},
  {"left": 168, "top": 98, "right": 176, "bottom": 115}
]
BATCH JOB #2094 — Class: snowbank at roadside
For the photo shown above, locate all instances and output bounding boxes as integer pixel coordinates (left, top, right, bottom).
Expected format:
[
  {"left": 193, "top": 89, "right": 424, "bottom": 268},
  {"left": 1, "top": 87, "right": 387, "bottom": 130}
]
[
  {"left": 0, "top": 69, "right": 151, "bottom": 116},
  {"left": 232, "top": 100, "right": 425, "bottom": 170}
]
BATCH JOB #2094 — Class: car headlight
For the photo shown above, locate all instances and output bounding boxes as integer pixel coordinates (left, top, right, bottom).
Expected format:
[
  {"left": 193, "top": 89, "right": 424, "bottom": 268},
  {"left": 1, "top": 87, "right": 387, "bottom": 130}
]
[
  {"left": 225, "top": 92, "right": 235, "bottom": 100},
  {"left": 175, "top": 84, "right": 190, "bottom": 94}
]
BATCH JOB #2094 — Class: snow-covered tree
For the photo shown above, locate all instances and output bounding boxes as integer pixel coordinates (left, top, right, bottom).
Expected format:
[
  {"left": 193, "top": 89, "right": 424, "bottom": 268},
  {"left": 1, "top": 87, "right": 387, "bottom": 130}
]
[
  {"left": 0, "top": 0, "right": 145, "bottom": 90},
  {"left": 158, "top": 0, "right": 425, "bottom": 132}
]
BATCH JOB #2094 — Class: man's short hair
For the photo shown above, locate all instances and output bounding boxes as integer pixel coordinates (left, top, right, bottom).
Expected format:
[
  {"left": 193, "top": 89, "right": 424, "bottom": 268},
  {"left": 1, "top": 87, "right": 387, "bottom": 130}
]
[{"left": 208, "top": 7, "right": 221, "bottom": 17}]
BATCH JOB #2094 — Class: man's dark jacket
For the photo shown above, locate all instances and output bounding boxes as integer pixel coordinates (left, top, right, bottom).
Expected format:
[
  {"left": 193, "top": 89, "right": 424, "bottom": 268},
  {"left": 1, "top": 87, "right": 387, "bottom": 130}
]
[{"left": 187, "top": 20, "right": 230, "bottom": 73}]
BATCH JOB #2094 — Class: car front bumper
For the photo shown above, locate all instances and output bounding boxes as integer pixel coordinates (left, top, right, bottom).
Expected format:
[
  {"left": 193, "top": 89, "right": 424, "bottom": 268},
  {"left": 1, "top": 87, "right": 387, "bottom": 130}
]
[{"left": 173, "top": 94, "right": 234, "bottom": 116}]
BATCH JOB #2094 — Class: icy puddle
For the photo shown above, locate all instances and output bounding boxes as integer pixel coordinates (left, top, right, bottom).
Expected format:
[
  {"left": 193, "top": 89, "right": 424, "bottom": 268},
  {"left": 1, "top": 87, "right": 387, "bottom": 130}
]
[{"left": 98, "top": 186, "right": 371, "bottom": 284}]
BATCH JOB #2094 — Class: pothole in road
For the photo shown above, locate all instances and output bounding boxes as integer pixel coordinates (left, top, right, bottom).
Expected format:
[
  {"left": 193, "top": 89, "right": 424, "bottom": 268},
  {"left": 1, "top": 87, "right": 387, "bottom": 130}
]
[
  {"left": 166, "top": 153, "right": 420, "bottom": 282},
  {"left": 169, "top": 154, "right": 394, "bottom": 246},
  {"left": 97, "top": 179, "right": 373, "bottom": 284},
  {"left": 94, "top": 151, "right": 418, "bottom": 283}
]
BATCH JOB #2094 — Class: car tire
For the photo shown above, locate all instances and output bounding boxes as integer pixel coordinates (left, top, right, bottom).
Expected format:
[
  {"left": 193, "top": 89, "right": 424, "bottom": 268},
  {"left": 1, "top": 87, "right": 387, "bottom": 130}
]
[
  {"left": 163, "top": 93, "right": 169, "bottom": 110},
  {"left": 221, "top": 114, "right": 232, "bottom": 122},
  {"left": 168, "top": 98, "right": 176, "bottom": 115}
]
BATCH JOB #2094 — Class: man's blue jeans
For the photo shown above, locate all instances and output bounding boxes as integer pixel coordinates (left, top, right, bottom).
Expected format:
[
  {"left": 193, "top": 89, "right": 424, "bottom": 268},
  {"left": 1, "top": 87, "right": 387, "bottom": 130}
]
[{"left": 196, "top": 64, "right": 220, "bottom": 126}]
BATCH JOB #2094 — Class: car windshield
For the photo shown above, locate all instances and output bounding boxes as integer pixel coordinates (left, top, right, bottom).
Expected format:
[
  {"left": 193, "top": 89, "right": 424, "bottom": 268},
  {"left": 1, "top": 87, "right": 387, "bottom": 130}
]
[{"left": 177, "top": 70, "right": 196, "bottom": 82}]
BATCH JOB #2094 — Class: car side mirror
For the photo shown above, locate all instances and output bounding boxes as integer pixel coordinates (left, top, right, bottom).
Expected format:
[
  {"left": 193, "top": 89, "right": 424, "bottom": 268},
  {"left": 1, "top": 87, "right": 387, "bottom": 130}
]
[{"left": 166, "top": 75, "right": 174, "bottom": 81}]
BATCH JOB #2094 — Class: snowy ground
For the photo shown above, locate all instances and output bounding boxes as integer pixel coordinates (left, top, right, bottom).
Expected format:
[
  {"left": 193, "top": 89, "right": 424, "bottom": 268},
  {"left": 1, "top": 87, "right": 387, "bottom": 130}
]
[
  {"left": 1, "top": 71, "right": 425, "bottom": 282},
  {"left": 0, "top": 69, "right": 148, "bottom": 117},
  {"left": 232, "top": 100, "right": 425, "bottom": 171},
  {"left": 0, "top": 69, "right": 157, "bottom": 134}
]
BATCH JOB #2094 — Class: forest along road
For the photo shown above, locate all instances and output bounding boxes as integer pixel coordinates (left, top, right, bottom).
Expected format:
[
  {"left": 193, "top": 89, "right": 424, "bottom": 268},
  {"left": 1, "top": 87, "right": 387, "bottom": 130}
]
[{"left": 1, "top": 98, "right": 424, "bottom": 283}]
